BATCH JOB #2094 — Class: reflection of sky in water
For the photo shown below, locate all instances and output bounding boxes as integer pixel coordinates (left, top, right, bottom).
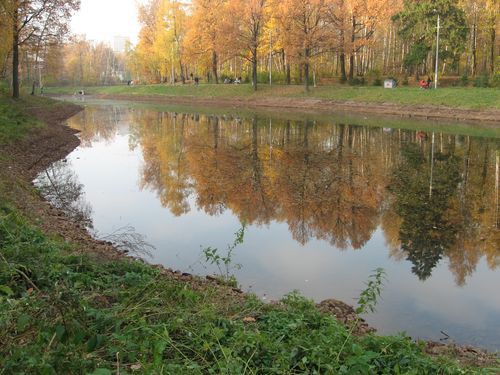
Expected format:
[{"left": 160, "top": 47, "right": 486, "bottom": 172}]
[{"left": 60, "top": 105, "right": 500, "bottom": 350}]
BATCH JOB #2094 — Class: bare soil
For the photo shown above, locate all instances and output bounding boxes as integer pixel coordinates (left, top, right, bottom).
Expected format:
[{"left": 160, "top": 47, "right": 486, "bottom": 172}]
[
  {"left": 92, "top": 94, "right": 500, "bottom": 125},
  {"left": 1, "top": 100, "right": 497, "bottom": 367}
]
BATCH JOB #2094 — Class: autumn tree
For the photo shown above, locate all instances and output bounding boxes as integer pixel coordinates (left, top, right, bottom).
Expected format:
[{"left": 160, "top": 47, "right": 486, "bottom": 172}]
[
  {"left": 184, "top": 0, "right": 227, "bottom": 83},
  {"left": 226, "top": 0, "right": 268, "bottom": 90},
  {"left": 274, "top": 0, "right": 330, "bottom": 91},
  {"left": 0, "top": 0, "right": 80, "bottom": 98},
  {"left": 132, "top": 0, "right": 188, "bottom": 84},
  {"left": 0, "top": 5, "right": 13, "bottom": 77}
]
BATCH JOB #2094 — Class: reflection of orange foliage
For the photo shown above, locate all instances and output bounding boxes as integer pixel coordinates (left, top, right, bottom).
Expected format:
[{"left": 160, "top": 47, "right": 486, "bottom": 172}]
[
  {"left": 74, "top": 107, "right": 499, "bottom": 286},
  {"left": 381, "top": 205, "right": 404, "bottom": 259}
]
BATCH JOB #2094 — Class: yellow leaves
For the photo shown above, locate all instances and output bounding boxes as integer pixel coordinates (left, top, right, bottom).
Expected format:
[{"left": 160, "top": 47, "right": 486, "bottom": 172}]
[{"left": 134, "top": 0, "right": 188, "bottom": 82}]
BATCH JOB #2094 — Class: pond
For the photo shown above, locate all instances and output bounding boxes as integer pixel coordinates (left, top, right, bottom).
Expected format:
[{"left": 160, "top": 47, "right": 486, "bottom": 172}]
[{"left": 36, "top": 101, "right": 500, "bottom": 350}]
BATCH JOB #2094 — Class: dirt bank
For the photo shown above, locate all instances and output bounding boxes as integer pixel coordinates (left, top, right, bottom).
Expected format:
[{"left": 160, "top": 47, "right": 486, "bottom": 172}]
[
  {"left": 91, "top": 94, "right": 500, "bottom": 125},
  {"left": 1, "top": 99, "right": 497, "bottom": 366}
]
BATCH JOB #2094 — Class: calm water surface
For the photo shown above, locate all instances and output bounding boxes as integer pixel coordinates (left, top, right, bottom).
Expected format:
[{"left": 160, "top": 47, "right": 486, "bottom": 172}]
[{"left": 37, "top": 102, "right": 500, "bottom": 350}]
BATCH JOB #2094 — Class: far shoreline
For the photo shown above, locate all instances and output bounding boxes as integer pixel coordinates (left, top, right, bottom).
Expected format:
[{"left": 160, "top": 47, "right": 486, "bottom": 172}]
[{"left": 44, "top": 84, "right": 500, "bottom": 126}]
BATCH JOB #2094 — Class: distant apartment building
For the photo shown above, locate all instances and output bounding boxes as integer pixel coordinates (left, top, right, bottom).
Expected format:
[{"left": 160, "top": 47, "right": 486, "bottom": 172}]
[{"left": 113, "top": 36, "right": 130, "bottom": 54}]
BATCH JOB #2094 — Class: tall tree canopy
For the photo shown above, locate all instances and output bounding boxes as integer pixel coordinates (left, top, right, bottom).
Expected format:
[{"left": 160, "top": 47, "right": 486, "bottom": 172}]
[
  {"left": 1, "top": 0, "right": 80, "bottom": 98},
  {"left": 393, "top": 0, "right": 468, "bottom": 79}
]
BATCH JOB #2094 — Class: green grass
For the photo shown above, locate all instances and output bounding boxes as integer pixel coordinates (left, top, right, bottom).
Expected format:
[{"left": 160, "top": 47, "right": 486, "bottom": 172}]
[
  {"left": 0, "top": 94, "right": 71, "bottom": 145},
  {"left": 45, "top": 84, "right": 500, "bottom": 110},
  {"left": 0, "top": 97, "right": 42, "bottom": 144},
  {"left": 1, "top": 205, "right": 495, "bottom": 374}
]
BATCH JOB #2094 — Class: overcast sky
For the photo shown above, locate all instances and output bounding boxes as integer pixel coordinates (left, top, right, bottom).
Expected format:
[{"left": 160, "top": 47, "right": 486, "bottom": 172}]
[{"left": 71, "top": 0, "right": 145, "bottom": 45}]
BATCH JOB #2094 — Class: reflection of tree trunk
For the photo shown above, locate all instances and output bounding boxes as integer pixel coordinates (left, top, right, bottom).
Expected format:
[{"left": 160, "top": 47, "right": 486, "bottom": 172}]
[
  {"left": 429, "top": 132, "right": 435, "bottom": 198},
  {"left": 480, "top": 144, "right": 489, "bottom": 193},
  {"left": 463, "top": 136, "right": 471, "bottom": 191},
  {"left": 251, "top": 117, "right": 261, "bottom": 192},
  {"left": 296, "top": 121, "right": 311, "bottom": 244},
  {"left": 496, "top": 151, "right": 499, "bottom": 229},
  {"left": 250, "top": 117, "right": 268, "bottom": 215},
  {"left": 285, "top": 120, "right": 291, "bottom": 146},
  {"left": 459, "top": 136, "right": 472, "bottom": 226},
  {"left": 337, "top": 124, "right": 345, "bottom": 161},
  {"left": 348, "top": 126, "right": 356, "bottom": 240},
  {"left": 213, "top": 117, "right": 219, "bottom": 150},
  {"left": 177, "top": 119, "right": 185, "bottom": 168}
]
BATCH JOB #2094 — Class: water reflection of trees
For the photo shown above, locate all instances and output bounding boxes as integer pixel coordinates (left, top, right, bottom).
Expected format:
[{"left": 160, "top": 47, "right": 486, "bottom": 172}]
[
  {"left": 35, "top": 160, "right": 93, "bottom": 226},
  {"left": 71, "top": 107, "right": 499, "bottom": 284},
  {"left": 67, "top": 106, "right": 134, "bottom": 147},
  {"left": 36, "top": 159, "right": 155, "bottom": 257}
]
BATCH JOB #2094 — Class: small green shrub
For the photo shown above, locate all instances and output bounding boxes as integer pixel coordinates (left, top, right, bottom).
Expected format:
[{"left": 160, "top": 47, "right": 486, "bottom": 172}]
[
  {"left": 490, "top": 73, "right": 500, "bottom": 88},
  {"left": 348, "top": 77, "right": 365, "bottom": 86},
  {"left": 366, "top": 70, "right": 382, "bottom": 86},
  {"left": 460, "top": 73, "right": 469, "bottom": 87},
  {"left": 203, "top": 224, "right": 246, "bottom": 287},
  {"left": 474, "top": 74, "right": 490, "bottom": 88}
]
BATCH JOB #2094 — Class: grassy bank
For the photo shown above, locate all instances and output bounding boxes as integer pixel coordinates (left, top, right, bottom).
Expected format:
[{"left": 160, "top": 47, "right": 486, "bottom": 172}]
[
  {"left": 0, "top": 94, "right": 79, "bottom": 144},
  {"left": 45, "top": 84, "right": 500, "bottom": 110},
  {"left": 0, "top": 96, "right": 497, "bottom": 373},
  {"left": 0, "top": 96, "right": 43, "bottom": 144}
]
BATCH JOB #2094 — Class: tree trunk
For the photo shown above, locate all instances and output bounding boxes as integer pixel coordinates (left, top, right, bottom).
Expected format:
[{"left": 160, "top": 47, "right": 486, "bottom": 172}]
[
  {"left": 490, "top": 20, "right": 496, "bottom": 75},
  {"left": 340, "top": 52, "right": 346, "bottom": 82},
  {"left": 348, "top": 16, "right": 356, "bottom": 81},
  {"left": 12, "top": 6, "right": 19, "bottom": 99},
  {"left": 281, "top": 48, "right": 286, "bottom": 72},
  {"left": 349, "top": 54, "right": 354, "bottom": 81},
  {"left": 304, "top": 49, "right": 310, "bottom": 92},
  {"left": 212, "top": 50, "right": 218, "bottom": 84},
  {"left": 339, "top": 28, "right": 347, "bottom": 82},
  {"left": 283, "top": 49, "right": 291, "bottom": 85},
  {"left": 471, "top": 18, "right": 477, "bottom": 76},
  {"left": 179, "top": 61, "right": 185, "bottom": 84},
  {"left": 252, "top": 49, "right": 258, "bottom": 91}
]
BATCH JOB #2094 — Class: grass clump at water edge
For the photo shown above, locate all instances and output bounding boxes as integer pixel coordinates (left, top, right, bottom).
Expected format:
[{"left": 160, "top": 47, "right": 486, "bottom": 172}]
[{"left": 0, "top": 205, "right": 493, "bottom": 374}]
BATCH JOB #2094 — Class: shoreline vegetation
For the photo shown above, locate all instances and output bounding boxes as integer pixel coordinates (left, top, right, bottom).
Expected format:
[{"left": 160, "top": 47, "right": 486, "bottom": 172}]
[
  {"left": 44, "top": 84, "right": 500, "bottom": 125},
  {"left": 1, "top": 95, "right": 499, "bottom": 373}
]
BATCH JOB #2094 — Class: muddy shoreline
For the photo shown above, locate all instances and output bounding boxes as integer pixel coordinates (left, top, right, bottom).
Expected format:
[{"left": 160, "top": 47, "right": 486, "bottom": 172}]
[
  {"left": 2, "top": 99, "right": 497, "bottom": 365},
  {"left": 84, "top": 93, "right": 500, "bottom": 125}
]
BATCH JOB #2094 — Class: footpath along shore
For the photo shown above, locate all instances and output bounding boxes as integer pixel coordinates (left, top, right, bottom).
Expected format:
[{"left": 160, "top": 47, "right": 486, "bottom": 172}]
[{"left": 0, "top": 96, "right": 498, "bottom": 373}]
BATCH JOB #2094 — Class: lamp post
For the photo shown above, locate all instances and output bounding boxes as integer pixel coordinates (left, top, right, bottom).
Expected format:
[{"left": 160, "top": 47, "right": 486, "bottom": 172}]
[{"left": 434, "top": 13, "right": 440, "bottom": 89}]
